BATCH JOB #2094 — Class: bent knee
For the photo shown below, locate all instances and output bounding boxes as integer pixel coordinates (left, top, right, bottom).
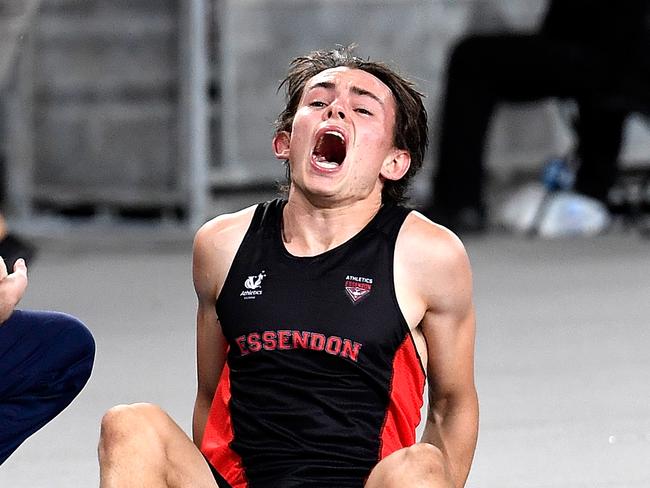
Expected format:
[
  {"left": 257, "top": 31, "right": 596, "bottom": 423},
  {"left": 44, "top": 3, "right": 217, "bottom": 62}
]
[
  {"left": 367, "top": 443, "right": 453, "bottom": 488},
  {"left": 392, "top": 443, "right": 450, "bottom": 480},
  {"left": 55, "top": 313, "right": 96, "bottom": 360},
  {"left": 450, "top": 36, "right": 484, "bottom": 65},
  {"left": 449, "top": 35, "right": 502, "bottom": 80},
  {"left": 100, "top": 403, "right": 167, "bottom": 446},
  {"left": 45, "top": 312, "right": 96, "bottom": 378},
  {"left": 63, "top": 316, "right": 95, "bottom": 388},
  {"left": 404, "top": 443, "right": 446, "bottom": 469}
]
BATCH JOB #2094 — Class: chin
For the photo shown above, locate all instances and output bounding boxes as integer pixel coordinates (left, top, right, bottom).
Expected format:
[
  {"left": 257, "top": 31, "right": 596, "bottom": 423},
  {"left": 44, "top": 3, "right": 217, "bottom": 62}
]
[{"left": 292, "top": 182, "right": 341, "bottom": 204}]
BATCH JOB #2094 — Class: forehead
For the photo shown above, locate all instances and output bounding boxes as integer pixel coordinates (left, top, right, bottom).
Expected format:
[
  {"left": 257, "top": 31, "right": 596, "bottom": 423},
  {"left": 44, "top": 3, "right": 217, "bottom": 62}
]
[{"left": 304, "top": 67, "right": 394, "bottom": 102}]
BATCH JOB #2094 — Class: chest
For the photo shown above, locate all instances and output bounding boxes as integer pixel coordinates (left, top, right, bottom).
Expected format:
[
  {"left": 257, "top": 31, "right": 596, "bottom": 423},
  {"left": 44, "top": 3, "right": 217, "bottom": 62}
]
[{"left": 216, "top": 228, "right": 409, "bottom": 367}]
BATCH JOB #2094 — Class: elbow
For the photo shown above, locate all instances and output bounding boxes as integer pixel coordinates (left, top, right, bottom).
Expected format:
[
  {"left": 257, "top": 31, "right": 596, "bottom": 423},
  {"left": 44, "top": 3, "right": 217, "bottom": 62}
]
[{"left": 429, "top": 387, "right": 479, "bottom": 423}]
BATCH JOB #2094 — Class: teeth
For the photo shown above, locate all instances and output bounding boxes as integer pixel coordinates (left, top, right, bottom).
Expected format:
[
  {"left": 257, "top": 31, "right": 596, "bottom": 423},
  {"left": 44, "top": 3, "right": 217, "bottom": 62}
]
[
  {"left": 325, "top": 131, "right": 345, "bottom": 142},
  {"left": 317, "top": 160, "right": 339, "bottom": 170},
  {"left": 313, "top": 154, "right": 339, "bottom": 169}
]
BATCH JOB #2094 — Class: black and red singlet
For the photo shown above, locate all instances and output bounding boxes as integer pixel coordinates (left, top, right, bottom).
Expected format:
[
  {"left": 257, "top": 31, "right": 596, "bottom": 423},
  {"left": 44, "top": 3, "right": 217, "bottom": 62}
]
[{"left": 201, "top": 199, "right": 426, "bottom": 488}]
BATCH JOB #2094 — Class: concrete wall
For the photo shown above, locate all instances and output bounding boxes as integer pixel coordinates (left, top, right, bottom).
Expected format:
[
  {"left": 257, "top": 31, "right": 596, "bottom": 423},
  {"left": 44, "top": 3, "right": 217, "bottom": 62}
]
[
  {"left": 32, "top": 0, "right": 182, "bottom": 210},
  {"left": 4, "top": 0, "right": 648, "bottom": 220}
]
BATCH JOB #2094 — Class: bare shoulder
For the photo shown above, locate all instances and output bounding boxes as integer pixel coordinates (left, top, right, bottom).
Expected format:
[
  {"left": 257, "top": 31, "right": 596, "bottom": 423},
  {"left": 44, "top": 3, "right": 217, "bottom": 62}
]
[
  {"left": 398, "top": 210, "right": 471, "bottom": 273},
  {"left": 194, "top": 204, "right": 257, "bottom": 251},
  {"left": 192, "top": 204, "right": 257, "bottom": 300},
  {"left": 396, "top": 210, "right": 473, "bottom": 313}
]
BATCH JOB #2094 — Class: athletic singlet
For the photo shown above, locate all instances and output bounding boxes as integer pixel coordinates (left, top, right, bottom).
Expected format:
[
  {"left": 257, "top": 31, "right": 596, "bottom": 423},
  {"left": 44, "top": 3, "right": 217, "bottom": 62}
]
[{"left": 201, "top": 199, "right": 426, "bottom": 488}]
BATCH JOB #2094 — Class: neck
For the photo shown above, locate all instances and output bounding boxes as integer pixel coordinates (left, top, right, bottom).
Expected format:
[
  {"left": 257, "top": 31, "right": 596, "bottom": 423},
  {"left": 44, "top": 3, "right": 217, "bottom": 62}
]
[{"left": 281, "top": 192, "right": 382, "bottom": 257}]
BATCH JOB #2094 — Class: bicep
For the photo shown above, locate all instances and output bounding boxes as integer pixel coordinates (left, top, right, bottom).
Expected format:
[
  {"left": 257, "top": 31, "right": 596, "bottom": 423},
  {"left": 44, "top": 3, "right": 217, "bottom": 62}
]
[
  {"left": 423, "top": 305, "right": 476, "bottom": 404},
  {"left": 193, "top": 228, "right": 229, "bottom": 399},
  {"left": 192, "top": 209, "right": 253, "bottom": 406},
  {"left": 420, "top": 241, "right": 476, "bottom": 404},
  {"left": 196, "top": 300, "right": 228, "bottom": 399}
]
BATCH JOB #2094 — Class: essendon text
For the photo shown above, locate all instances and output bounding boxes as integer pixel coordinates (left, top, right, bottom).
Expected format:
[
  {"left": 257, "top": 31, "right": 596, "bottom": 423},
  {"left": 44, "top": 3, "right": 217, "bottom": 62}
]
[{"left": 235, "top": 330, "right": 363, "bottom": 362}]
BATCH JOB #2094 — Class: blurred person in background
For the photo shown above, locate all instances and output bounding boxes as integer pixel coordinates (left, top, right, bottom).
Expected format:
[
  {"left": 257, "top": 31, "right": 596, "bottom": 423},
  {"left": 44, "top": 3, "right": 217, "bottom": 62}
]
[
  {"left": 424, "top": 0, "right": 650, "bottom": 234},
  {"left": 98, "top": 46, "right": 478, "bottom": 488},
  {"left": 0, "top": 214, "right": 36, "bottom": 270},
  {"left": 0, "top": 258, "right": 95, "bottom": 465}
]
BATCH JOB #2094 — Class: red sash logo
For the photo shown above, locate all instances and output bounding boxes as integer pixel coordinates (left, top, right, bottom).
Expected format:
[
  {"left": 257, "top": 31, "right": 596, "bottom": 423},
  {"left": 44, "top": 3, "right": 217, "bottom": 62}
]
[{"left": 345, "top": 275, "right": 373, "bottom": 304}]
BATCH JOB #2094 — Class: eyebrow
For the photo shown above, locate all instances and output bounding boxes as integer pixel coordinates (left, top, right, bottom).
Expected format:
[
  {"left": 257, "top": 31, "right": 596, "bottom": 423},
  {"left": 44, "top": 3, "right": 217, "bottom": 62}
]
[{"left": 307, "top": 81, "right": 384, "bottom": 106}]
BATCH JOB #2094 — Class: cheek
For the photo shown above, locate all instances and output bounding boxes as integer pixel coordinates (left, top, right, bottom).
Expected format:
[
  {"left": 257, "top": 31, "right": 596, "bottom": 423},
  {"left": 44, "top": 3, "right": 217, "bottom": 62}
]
[
  {"left": 356, "top": 127, "right": 394, "bottom": 156},
  {"left": 290, "top": 111, "right": 315, "bottom": 148},
  {"left": 287, "top": 131, "right": 307, "bottom": 155},
  {"left": 291, "top": 134, "right": 312, "bottom": 158}
]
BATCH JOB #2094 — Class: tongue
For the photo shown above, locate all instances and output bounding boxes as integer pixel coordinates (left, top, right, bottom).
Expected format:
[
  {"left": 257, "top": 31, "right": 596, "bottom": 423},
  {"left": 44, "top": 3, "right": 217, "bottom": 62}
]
[{"left": 313, "top": 133, "right": 346, "bottom": 165}]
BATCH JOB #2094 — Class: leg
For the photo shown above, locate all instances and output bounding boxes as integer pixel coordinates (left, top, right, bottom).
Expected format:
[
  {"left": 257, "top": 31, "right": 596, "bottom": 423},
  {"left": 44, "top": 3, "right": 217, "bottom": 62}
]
[
  {"left": 431, "top": 33, "right": 598, "bottom": 229},
  {"left": 0, "top": 310, "right": 95, "bottom": 464},
  {"left": 365, "top": 443, "right": 454, "bottom": 488},
  {"left": 99, "top": 403, "right": 218, "bottom": 488},
  {"left": 573, "top": 100, "right": 627, "bottom": 202},
  {"left": 432, "top": 35, "right": 501, "bottom": 221}
]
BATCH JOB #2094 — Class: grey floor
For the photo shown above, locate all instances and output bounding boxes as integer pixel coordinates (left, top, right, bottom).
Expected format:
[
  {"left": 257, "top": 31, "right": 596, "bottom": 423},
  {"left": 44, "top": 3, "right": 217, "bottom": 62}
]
[{"left": 1, "top": 230, "right": 649, "bottom": 487}]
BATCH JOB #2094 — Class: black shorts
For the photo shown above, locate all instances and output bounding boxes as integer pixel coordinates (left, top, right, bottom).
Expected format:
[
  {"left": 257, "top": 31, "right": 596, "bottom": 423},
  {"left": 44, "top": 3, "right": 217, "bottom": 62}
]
[
  {"left": 204, "top": 459, "right": 364, "bottom": 487},
  {"left": 205, "top": 458, "right": 231, "bottom": 488}
]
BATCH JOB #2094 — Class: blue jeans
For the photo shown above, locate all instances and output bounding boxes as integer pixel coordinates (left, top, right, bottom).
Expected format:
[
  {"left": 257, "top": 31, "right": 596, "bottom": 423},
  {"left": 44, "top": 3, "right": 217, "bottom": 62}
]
[{"left": 0, "top": 310, "right": 95, "bottom": 464}]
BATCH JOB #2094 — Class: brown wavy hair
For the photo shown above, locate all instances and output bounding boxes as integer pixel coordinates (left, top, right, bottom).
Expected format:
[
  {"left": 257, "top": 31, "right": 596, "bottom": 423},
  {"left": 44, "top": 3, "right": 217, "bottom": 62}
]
[{"left": 275, "top": 46, "right": 428, "bottom": 205}]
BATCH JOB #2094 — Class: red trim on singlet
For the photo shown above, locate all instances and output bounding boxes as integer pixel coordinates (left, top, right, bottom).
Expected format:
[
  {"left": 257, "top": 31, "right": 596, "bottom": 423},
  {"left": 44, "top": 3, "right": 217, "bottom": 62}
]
[
  {"left": 201, "top": 363, "right": 248, "bottom": 488},
  {"left": 378, "top": 334, "right": 427, "bottom": 459}
]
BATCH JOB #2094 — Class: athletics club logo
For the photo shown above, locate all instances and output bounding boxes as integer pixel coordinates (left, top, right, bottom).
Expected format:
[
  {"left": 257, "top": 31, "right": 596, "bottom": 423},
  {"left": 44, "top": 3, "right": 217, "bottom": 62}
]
[
  {"left": 241, "top": 271, "right": 266, "bottom": 300},
  {"left": 344, "top": 275, "right": 373, "bottom": 304}
]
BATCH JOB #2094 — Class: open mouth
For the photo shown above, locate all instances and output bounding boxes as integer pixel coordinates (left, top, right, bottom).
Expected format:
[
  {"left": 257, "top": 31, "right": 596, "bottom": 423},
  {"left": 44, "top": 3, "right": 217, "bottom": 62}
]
[{"left": 312, "top": 130, "right": 347, "bottom": 170}]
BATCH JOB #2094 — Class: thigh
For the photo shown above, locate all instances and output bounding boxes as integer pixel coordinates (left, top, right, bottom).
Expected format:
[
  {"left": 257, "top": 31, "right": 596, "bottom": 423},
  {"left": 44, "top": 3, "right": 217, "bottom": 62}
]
[
  {"left": 157, "top": 410, "right": 220, "bottom": 488},
  {"left": 101, "top": 403, "right": 220, "bottom": 488},
  {"left": 0, "top": 309, "right": 94, "bottom": 396},
  {"left": 452, "top": 34, "right": 598, "bottom": 100}
]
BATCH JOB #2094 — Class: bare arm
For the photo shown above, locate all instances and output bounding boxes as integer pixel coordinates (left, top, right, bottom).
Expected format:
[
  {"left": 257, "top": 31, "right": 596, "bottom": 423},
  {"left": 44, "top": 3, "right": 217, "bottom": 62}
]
[
  {"left": 191, "top": 207, "right": 256, "bottom": 448},
  {"left": 420, "top": 291, "right": 478, "bottom": 488},
  {"left": 192, "top": 222, "right": 227, "bottom": 448},
  {"left": 0, "top": 258, "right": 28, "bottom": 324},
  {"left": 397, "top": 216, "right": 478, "bottom": 487},
  {"left": 421, "top": 231, "right": 478, "bottom": 488}
]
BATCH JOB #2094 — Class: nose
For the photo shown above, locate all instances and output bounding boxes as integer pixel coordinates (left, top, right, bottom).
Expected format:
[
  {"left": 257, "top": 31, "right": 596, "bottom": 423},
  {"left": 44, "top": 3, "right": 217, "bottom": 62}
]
[{"left": 326, "top": 104, "right": 346, "bottom": 120}]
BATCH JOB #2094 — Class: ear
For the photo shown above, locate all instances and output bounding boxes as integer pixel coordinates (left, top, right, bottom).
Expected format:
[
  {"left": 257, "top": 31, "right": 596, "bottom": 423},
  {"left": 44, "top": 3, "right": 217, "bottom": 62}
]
[
  {"left": 272, "top": 131, "right": 291, "bottom": 160},
  {"left": 380, "top": 149, "right": 411, "bottom": 181}
]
